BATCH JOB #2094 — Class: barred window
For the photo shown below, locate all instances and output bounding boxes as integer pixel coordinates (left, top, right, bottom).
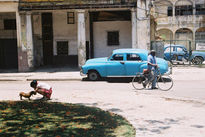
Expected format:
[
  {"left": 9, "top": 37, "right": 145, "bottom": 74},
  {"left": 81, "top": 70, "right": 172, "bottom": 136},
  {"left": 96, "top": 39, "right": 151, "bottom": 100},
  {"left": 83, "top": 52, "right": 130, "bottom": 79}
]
[
  {"left": 57, "top": 41, "right": 68, "bottom": 55},
  {"left": 67, "top": 12, "right": 75, "bottom": 24},
  {"left": 167, "top": 6, "right": 173, "bottom": 16},
  {"left": 107, "top": 31, "right": 119, "bottom": 46},
  {"left": 175, "top": 5, "right": 193, "bottom": 16},
  {"left": 196, "top": 4, "right": 205, "bottom": 15}
]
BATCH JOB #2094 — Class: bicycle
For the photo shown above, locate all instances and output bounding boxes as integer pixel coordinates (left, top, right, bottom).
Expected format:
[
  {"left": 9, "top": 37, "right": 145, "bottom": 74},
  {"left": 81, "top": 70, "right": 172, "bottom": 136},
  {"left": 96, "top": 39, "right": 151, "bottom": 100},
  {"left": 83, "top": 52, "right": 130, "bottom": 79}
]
[{"left": 132, "top": 68, "right": 173, "bottom": 91}]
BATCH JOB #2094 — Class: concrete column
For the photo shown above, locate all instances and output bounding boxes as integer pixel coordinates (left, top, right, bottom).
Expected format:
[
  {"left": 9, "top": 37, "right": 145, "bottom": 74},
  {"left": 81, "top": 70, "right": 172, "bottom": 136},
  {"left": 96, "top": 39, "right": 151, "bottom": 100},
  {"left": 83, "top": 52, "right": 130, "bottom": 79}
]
[
  {"left": 173, "top": 6, "right": 175, "bottom": 17},
  {"left": 26, "top": 13, "right": 34, "bottom": 68},
  {"left": 16, "top": 11, "right": 21, "bottom": 50},
  {"left": 77, "top": 10, "right": 86, "bottom": 67},
  {"left": 131, "top": 8, "right": 137, "bottom": 49},
  {"left": 16, "top": 12, "right": 34, "bottom": 72},
  {"left": 136, "top": 0, "right": 150, "bottom": 49},
  {"left": 193, "top": 1, "right": 196, "bottom": 15},
  {"left": 16, "top": 12, "right": 29, "bottom": 72}
]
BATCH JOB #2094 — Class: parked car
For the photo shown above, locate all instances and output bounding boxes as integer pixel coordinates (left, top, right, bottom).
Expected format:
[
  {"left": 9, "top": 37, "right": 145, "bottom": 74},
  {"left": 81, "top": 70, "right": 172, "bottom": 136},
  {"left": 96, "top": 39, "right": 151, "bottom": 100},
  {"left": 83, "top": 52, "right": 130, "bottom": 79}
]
[
  {"left": 164, "top": 44, "right": 205, "bottom": 65},
  {"left": 81, "top": 48, "right": 169, "bottom": 81}
]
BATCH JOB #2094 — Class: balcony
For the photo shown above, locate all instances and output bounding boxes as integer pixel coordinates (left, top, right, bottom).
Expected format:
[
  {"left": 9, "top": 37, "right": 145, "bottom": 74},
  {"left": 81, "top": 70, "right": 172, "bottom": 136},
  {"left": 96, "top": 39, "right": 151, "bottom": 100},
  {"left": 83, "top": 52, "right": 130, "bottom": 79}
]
[
  {"left": 19, "top": 0, "right": 137, "bottom": 11},
  {"left": 157, "top": 15, "right": 205, "bottom": 28}
]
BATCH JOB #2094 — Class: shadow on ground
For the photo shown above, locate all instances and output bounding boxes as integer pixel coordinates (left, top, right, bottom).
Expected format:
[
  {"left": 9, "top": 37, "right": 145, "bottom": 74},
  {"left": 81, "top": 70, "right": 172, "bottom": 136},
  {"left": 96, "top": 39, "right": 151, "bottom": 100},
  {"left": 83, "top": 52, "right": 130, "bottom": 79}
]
[
  {"left": 0, "top": 101, "right": 135, "bottom": 137},
  {"left": 82, "top": 77, "right": 133, "bottom": 83}
]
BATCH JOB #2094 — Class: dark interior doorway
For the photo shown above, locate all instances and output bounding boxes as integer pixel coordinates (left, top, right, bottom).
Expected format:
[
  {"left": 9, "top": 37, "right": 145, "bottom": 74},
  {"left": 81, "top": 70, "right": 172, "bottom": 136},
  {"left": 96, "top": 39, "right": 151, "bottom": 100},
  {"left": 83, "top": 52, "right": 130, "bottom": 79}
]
[
  {"left": 42, "top": 13, "right": 53, "bottom": 65},
  {"left": 0, "top": 39, "right": 18, "bottom": 69}
]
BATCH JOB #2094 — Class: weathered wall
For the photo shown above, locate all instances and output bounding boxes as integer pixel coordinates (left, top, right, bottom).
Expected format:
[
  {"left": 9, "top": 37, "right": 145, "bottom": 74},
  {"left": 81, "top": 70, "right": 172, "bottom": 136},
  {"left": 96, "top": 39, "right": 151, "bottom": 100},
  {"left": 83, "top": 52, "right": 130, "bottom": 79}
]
[
  {"left": 0, "top": 13, "right": 17, "bottom": 39},
  {"left": 93, "top": 21, "right": 131, "bottom": 57},
  {"left": 137, "top": 0, "right": 150, "bottom": 49},
  {"left": 0, "top": 2, "right": 18, "bottom": 12},
  {"left": 53, "top": 11, "right": 78, "bottom": 56},
  {"left": 155, "top": 0, "right": 205, "bottom": 40},
  {"left": 52, "top": 11, "right": 133, "bottom": 58},
  {"left": 52, "top": 11, "right": 90, "bottom": 56},
  {"left": 32, "top": 14, "right": 43, "bottom": 66}
]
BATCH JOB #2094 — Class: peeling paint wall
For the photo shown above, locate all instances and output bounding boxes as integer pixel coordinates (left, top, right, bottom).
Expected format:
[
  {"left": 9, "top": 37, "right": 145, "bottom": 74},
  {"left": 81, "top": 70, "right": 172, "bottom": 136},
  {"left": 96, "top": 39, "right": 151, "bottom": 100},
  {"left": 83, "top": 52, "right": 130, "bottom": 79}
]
[
  {"left": 137, "top": 0, "right": 150, "bottom": 49},
  {"left": 53, "top": 11, "right": 78, "bottom": 56},
  {"left": 0, "top": 13, "right": 17, "bottom": 39},
  {"left": 32, "top": 14, "right": 43, "bottom": 67},
  {"left": 0, "top": 2, "right": 18, "bottom": 12},
  {"left": 155, "top": 0, "right": 205, "bottom": 41}
]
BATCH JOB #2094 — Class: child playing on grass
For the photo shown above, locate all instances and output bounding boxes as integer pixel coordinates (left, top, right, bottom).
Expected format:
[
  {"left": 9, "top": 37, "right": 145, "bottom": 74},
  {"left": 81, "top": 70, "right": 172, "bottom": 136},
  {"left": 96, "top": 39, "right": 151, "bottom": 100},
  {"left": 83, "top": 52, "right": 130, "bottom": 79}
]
[{"left": 30, "top": 80, "right": 52, "bottom": 100}]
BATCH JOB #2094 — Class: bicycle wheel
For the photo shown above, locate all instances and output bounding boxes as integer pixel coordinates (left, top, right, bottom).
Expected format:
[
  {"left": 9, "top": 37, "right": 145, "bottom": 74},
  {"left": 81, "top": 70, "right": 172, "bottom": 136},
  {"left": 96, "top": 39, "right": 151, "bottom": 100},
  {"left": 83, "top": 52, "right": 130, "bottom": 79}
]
[
  {"left": 157, "top": 75, "right": 173, "bottom": 91},
  {"left": 132, "top": 75, "right": 145, "bottom": 90}
]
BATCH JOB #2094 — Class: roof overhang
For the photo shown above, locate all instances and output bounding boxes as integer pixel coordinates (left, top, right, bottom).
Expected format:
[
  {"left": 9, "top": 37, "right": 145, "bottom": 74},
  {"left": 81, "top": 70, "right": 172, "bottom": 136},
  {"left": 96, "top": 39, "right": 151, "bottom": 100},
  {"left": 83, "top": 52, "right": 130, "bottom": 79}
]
[{"left": 19, "top": 0, "right": 137, "bottom": 11}]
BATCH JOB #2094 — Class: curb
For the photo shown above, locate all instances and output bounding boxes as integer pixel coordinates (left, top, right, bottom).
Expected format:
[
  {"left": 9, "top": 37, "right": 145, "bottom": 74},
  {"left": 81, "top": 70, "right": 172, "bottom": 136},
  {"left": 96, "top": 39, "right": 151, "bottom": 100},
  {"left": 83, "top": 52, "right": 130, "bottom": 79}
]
[
  {"left": 0, "top": 78, "right": 83, "bottom": 82},
  {"left": 0, "top": 79, "right": 23, "bottom": 81},
  {"left": 26, "top": 78, "right": 82, "bottom": 81}
]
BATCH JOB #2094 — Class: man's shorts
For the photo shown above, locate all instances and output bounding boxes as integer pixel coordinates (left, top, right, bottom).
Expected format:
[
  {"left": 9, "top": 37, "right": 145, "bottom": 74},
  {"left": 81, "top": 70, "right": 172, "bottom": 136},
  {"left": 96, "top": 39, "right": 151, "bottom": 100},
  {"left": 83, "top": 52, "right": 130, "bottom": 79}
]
[{"left": 42, "top": 88, "right": 52, "bottom": 99}]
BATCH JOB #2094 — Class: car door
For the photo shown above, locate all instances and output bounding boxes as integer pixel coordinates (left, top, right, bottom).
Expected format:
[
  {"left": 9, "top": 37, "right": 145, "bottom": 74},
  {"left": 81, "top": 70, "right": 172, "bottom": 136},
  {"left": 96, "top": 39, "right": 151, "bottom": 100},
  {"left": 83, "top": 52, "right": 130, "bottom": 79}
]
[
  {"left": 124, "top": 53, "right": 143, "bottom": 76},
  {"left": 164, "top": 46, "right": 175, "bottom": 60},
  {"left": 176, "top": 47, "right": 186, "bottom": 61},
  {"left": 106, "top": 53, "right": 126, "bottom": 76}
]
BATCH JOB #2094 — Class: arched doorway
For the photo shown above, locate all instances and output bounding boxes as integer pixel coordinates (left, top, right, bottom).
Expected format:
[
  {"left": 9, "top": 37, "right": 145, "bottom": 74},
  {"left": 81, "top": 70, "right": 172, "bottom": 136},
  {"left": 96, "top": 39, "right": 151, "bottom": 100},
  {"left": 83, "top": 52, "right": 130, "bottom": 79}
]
[
  {"left": 175, "top": 0, "right": 193, "bottom": 16},
  {"left": 196, "top": 27, "right": 205, "bottom": 40},
  {"left": 154, "top": 0, "right": 173, "bottom": 17},
  {"left": 175, "top": 28, "right": 193, "bottom": 49},
  {"left": 157, "top": 28, "right": 173, "bottom": 41}
]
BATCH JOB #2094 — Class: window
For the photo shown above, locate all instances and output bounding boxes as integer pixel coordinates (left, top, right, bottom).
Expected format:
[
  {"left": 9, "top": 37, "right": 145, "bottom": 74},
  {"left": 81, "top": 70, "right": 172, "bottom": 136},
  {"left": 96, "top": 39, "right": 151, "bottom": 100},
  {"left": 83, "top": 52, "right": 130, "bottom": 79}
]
[
  {"left": 175, "top": 5, "right": 193, "bottom": 16},
  {"left": 112, "top": 54, "right": 123, "bottom": 61},
  {"left": 167, "top": 6, "right": 173, "bottom": 16},
  {"left": 107, "top": 31, "right": 119, "bottom": 46},
  {"left": 176, "top": 47, "right": 183, "bottom": 52},
  {"left": 164, "top": 46, "right": 174, "bottom": 53},
  {"left": 67, "top": 12, "right": 75, "bottom": 24},
  {"left": 177, "top": 47, "right": 187, "bottom": 53},
  {"left": 4, "top": 19, "right": 16, "bottom": 30},
  {"left": 196, "top": 4, "right": 205, "bottom": 15},
  {"left": 57, "top": 41, "right": 68, "bottom": 55},
  {"left": 127, "top": 54, "right": 141, "bottom": 61}
]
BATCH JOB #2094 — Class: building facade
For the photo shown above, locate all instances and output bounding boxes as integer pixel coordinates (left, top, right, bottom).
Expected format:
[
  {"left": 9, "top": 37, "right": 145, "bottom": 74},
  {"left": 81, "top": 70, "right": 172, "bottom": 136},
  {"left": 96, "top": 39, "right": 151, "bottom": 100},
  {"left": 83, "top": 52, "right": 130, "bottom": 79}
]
[
  {"left": 0, "top": 0, "right": 151, "bottom": 72},
  {"left": 153, "top": 0, "right": 205, "bottom": 49},
  {"left": 0, "top": 0, "right": 18, "bottom": 69}
]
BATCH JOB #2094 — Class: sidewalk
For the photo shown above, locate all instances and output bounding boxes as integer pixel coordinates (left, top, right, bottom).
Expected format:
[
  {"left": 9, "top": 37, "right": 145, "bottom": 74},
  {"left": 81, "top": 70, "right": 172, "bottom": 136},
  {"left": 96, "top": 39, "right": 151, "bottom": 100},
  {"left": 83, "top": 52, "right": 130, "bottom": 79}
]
[
  {"left": 0, "top": 66, "right": 84, "bottom": 81},
  {"left": 0, "top": 65, "right": 205, "bottom": 81}
]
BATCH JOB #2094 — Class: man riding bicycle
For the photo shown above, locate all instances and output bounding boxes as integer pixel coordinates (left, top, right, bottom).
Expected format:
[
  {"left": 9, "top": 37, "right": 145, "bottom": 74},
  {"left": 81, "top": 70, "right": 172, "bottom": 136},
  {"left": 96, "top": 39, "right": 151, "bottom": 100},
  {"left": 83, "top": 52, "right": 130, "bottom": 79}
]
[{"left": 143, "top": 50, "right": 158, "bottom": 89}]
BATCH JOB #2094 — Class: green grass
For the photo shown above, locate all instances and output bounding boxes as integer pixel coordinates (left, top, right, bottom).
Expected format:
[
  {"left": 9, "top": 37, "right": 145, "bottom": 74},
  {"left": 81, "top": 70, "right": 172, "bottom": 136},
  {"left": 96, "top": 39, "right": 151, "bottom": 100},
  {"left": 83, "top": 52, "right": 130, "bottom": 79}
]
[{"left": 0, "top": 101, "right": 135, "bottom": 137}]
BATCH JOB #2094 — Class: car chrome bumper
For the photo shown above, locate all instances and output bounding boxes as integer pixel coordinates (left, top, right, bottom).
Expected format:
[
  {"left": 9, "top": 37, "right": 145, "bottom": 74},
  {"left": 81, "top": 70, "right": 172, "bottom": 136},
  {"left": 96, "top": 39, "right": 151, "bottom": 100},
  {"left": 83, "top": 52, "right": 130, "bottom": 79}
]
[
  {"left": 165, "top": 67, "right": 172, "bottom": 75},
  {"left": 80, "top": 67, "right": 86, "bottom": 76}
]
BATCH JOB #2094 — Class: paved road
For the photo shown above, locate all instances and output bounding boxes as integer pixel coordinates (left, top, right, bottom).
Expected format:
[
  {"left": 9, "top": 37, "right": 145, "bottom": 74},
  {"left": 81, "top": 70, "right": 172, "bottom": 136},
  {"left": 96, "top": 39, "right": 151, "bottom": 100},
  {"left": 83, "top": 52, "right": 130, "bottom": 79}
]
[
  {"left": 0, "top": 67, "right": 205, "bottom": 137},
  {"left": 0, "top": 72, "right": 205, "bottom": 137}
]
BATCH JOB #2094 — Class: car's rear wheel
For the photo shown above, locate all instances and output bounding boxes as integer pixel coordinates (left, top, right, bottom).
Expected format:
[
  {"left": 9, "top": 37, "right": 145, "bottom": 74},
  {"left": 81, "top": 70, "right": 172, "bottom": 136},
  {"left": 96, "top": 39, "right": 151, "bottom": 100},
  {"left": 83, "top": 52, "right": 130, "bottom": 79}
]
[
  {"left": 88, "top": 70, "right": 100, "bottom": 81},
  {"left": 191, "top": 56, "right": 204, "bottom": 65}
]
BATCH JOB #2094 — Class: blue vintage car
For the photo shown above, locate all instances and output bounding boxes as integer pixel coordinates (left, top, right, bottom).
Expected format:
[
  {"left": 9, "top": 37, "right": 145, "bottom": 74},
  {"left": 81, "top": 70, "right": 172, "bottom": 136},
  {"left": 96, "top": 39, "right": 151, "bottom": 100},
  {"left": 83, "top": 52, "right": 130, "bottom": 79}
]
[
  {"left": 81, "top": 49, "right": 169, "bottom": 80},
  {"left": 164, "top": 44, "right": 205, "bottom": 65}
]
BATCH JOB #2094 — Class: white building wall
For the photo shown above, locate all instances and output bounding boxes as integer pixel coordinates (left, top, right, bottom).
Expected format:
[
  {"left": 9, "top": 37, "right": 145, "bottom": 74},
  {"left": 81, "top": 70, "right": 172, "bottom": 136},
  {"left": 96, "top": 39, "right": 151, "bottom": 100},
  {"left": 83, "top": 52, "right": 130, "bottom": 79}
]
[
  {"left": 53, "top": 11, "right": 78, "bottom": 56},
  {"left": 93, "top": 21, "right": 132, "bottom": 57},
  {"left": 46, "top": 11, "right": 91, "bottom": 57}
]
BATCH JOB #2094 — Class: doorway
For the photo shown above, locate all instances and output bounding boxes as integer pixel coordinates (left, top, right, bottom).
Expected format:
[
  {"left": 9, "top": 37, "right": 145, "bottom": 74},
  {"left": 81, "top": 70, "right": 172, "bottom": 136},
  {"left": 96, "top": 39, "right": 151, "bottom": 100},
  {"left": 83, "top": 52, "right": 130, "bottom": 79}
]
[
  {"left": 0, "top": 39, "right": 18, "bottom": 69},
  {"left": 42, "top": 13, "right": 53, "bottom": 65}
]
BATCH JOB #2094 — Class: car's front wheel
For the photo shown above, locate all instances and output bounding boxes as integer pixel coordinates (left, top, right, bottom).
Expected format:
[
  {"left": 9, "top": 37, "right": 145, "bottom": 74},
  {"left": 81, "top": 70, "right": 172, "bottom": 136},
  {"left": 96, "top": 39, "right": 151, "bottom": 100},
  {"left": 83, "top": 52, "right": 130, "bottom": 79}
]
[
  {"left": 88, "top": 70, "right": 100, "bottom": 81},
  {"left": 191, "top": 56, "right": 204, "bottom": 65}
]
